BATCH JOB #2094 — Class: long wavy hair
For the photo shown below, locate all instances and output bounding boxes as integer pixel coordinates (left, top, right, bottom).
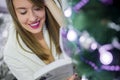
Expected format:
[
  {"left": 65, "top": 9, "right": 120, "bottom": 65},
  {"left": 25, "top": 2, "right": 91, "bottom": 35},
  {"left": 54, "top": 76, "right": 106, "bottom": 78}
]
[{"left": 6, "top": 0, "right": 61, "bottom": 60}]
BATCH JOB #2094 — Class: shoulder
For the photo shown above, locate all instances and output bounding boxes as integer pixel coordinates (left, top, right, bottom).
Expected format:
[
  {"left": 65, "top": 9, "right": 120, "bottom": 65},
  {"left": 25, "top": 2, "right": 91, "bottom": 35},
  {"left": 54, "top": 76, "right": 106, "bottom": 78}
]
[
  {"left": 3, "top": 25, "right": 17, "bottom": 56},
  {"left": 3, "top": 25, "right": 26, "bottom": 60},
  {"left": 3, "top": 24, "right": 31, "bottom": 57}
]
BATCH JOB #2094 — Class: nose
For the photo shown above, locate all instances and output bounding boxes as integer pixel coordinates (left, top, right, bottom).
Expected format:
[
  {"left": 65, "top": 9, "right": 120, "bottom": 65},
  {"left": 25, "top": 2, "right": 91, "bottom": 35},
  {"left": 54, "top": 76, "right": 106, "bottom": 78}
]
[{"left": 28, "top": 11, "right": 37, "bottom": 22}]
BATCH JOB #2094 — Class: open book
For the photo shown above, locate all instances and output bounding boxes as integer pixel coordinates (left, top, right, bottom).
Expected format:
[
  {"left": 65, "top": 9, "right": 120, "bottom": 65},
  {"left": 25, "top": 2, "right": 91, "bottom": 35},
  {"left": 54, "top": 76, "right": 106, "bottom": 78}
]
[{"left": 34, "top": 59, "right": 74, "bottom": 80}]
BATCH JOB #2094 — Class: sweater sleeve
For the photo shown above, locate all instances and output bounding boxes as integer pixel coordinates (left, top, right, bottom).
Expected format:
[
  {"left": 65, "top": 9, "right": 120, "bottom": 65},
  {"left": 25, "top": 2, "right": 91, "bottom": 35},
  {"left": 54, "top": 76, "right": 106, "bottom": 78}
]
[
  {"left": 61, "top": 0, "right": 69, "bottom": 11},
  {"left": 4, "top": 55, "right": 35, "bottom": 80},
  {"left": 45, "top": 0, "right": 65, "bottom": 27}
]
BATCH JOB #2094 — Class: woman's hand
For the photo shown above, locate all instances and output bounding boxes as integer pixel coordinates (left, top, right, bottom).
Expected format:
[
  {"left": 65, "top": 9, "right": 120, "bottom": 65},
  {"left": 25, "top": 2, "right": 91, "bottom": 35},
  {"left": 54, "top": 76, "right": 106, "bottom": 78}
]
[
  {"left": 67, "top": 74, "right": 76, "bottom": 80},
  {"left": 67, "top": 73, "right": 80, "bottom": 80}
]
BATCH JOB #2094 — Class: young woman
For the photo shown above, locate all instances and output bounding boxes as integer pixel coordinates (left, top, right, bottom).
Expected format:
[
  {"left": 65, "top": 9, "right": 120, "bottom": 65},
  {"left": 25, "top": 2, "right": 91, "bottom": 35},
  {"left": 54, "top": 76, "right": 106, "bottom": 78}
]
[{"left": 4, "top": 0, "right": 77, "bottom": 80}]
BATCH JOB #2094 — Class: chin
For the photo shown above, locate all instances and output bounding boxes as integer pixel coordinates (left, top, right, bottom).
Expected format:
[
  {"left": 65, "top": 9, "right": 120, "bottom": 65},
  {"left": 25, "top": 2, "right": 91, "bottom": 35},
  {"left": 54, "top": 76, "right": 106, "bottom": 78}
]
[{"left": 30, "top": 28, "right": 42, "bottom": 34}]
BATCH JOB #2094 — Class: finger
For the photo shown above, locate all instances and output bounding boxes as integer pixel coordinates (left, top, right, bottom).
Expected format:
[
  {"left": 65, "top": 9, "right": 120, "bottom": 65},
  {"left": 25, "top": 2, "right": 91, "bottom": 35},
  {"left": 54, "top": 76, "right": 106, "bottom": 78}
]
[{"left": 67, "top": 73, "right": 77, "bottom": 80}]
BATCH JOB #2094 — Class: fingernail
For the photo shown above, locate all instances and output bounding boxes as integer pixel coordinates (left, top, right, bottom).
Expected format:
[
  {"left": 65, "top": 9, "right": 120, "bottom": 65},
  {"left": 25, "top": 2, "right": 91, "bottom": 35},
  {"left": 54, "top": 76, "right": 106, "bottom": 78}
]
[{"left": 74, "top": 73, "right": 78, "bottom": 77}]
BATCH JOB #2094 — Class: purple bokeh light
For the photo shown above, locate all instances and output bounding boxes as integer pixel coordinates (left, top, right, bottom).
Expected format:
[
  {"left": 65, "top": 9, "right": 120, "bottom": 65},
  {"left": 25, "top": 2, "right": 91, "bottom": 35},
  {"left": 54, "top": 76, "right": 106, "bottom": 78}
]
[
  {"left": 73, "top": 0, "right": 89, "bottom": 12},
  {"left": 101, "top": 65, "right": 120, "bottom": 71},
  {"left": 67, "top": 29, "right": 77, "bottom": 41},
  {"left": 99, "top": 51, "right": 113, "bottom": 65},
  {"left": 64, "top": 7, "right": 72, "bottom": 18},
  {"left": 100, "top": 0, "right": 113, "bottom": 5},
  {"left": 99, "top": 44, "right": 113, "bottom": 65},
  {"left": 90, "top": 42, "right": 98, "bottom": 50}
]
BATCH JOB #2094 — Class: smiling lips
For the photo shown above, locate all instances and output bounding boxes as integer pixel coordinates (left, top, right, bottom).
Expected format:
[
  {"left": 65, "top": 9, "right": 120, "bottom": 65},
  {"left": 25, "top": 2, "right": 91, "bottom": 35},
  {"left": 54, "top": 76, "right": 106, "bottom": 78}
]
[{"left": 29, "top": 21, "right": 40, "bottom": 29}]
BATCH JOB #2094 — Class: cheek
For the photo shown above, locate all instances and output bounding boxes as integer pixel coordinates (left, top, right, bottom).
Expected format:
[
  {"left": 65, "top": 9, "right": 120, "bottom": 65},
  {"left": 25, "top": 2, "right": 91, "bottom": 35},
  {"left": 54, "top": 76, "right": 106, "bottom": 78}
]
[
  {"left": 42, "top": 13, "right": 46, "bottom": 21},
  {"left": 17, "top": 14, "right": 27, "bottom": 25},
  {"left": 42, "top": 12, "right": 46, "bottom": 22},
  {"left": 37, "top": 10, "right": 46, "bottom": 19}
]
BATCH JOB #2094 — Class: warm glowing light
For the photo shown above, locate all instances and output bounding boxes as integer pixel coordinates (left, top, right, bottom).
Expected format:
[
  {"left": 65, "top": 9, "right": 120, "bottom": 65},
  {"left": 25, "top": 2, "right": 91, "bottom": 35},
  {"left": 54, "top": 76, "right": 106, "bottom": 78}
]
[
  {"left": 67, "top": 29, "right": 77, "bottom": 41},
  {"left": 100, "top": 51, "right": 113, "bottom": 65},
  {"left": 91, "top": 42, "right": 98, "bottom": 50},
  {"left": 64, "top": 7, "right": 72, "bottom": 17}
]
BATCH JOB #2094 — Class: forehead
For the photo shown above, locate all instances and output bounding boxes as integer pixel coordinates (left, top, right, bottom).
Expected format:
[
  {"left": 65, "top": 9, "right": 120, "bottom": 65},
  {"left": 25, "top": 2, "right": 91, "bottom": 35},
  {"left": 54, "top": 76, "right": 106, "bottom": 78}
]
[{"left": 13, "top": 0, "right": 33, "bottom": 8}]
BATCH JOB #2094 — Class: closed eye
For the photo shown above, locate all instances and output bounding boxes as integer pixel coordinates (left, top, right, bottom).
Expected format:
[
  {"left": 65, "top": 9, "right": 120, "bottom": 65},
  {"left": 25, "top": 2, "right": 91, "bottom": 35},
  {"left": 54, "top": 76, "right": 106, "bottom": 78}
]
[
  {"left": 16, "top": 8, "right": 27, "bottom": 15},
  {"left": 20, "top": 11, "right": 27, "bottom": 15}
]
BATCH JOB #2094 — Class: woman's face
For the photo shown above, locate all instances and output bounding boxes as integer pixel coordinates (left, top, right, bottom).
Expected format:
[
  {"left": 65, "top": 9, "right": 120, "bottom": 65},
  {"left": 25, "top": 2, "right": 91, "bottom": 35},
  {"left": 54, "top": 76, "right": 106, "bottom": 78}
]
[{"left": 13, "top": 0, "right": 46, "bottom": 34}]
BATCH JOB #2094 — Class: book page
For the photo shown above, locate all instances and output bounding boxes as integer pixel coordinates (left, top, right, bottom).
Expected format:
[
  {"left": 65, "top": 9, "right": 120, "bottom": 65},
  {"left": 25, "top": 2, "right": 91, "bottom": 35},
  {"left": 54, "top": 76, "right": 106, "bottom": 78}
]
[{"left": 34, "top": 59, "right": 74, "bottom": 80}]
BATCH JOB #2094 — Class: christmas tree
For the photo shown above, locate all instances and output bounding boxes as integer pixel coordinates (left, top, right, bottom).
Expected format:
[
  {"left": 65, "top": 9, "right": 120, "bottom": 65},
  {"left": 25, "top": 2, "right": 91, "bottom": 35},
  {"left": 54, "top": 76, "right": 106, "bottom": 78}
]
[{"left": 60, "top": 0, "right": 120, "bottom": 80}]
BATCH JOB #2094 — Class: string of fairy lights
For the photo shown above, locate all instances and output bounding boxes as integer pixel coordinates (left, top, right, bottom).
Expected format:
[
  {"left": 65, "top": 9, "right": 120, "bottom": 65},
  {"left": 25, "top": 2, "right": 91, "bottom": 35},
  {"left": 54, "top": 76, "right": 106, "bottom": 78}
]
[{"left": 60, "top": 0, "right": 120, "bottom": 72}]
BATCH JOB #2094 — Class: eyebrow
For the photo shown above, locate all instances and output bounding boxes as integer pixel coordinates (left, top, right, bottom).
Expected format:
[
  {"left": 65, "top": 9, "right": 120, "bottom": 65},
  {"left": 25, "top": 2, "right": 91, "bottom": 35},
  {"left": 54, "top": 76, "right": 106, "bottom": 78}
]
[{"left": 15, "top": 7, "right": 26, "bottom": 10}]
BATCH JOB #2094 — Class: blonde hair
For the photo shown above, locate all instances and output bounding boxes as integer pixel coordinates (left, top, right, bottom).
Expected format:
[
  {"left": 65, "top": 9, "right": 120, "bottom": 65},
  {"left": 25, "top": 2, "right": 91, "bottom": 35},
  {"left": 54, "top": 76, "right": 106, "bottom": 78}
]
[{"left": 6, "top": 0, "right": 61, "bottom": 60}]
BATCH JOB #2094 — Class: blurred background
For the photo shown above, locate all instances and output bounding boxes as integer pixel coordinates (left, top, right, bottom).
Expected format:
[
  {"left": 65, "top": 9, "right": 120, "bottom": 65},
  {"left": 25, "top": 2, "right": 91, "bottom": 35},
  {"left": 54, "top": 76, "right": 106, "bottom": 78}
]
[{"left": 0, "top": 0, "right": 16, "bottom": 80}]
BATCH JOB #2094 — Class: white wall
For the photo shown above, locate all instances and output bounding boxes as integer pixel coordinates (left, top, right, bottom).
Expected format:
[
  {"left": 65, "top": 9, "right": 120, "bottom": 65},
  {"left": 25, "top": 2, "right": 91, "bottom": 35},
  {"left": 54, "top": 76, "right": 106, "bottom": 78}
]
[{"left": 0, "top": 0, "right": 7, "bottom": 13}]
